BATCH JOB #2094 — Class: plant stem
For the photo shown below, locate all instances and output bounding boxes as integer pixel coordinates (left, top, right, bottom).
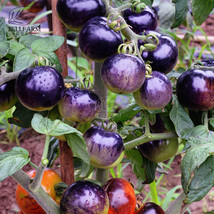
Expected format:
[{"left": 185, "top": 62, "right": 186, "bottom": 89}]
[
  {"left": 93, "top": 62, "right": 108, "bottom": 120},
  {"left": 0, "top": 67, "right": 21, "bottom": 86},
  {"left": 203, "top": 111, "right": 209, "bottom": 131},
  {"left": 144, "top": 111, "right": 150, "bottom": 135},
  {"left": 29, "top": 161, "right": 39, "bottom": 169},
  {"left": 93, "top": 62, "right": 109, "bottom": 183},
  {"left": 96, "top": 168, "right": 109, "bottom": 184},
  {"left": 116, "top": 2, "right": 132, "bottom": 11},
  {"left": 149, "top": 180, "right": 159, "bottom": 204},
  {"left": 11, "top": 170, "right": 60, "bottom": 214},
  {"left": 124, "top": 132, "right": 177, "bottom": 151},
  {"left": 29, "top": 135, "right": 50, "bottom": 191}
]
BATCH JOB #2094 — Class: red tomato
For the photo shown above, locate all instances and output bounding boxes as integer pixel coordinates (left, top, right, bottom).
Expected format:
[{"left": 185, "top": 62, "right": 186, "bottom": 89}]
[
  {"left": 103, "top": 178, "right": 136, "bottom": 214},
  {"left": 16, "top": 168, "right": 62, "bottom": 214}
]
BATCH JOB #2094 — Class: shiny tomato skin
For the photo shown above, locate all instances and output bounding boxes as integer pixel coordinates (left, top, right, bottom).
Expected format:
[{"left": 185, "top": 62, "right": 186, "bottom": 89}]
[
  {"left": 176, "top": 69, "right": 214, "bottom": 111},
  {"left": 138, "top": 138, "right": 179, "bottom": 163},
  {"left": 57, "top": 0, "right": 106, "bottom": 32},
  {"left": 84, "top": 126, "right": 124, "bottom": 169},
  {"left": 16, "top": 66, "right": 64, "bottom": 111},
  {"left": 60, "top": 180, "right": 109, "bottom": 214},
  {"left": 20, "top": 0, "right": 45, "bottom": 13},
  {"left": 133, "top": 71, "right": 172, "bottom": 110},
  {"left": 122, "top": 6, "right": 158, "bottom": 34},
  {"left": 0, "top": 80, "right": 17, "bottom": 112},
  {"left": 134, "top": 202, "right": 165, "bottom": 214},
  {"left": 16, "top": 168, "right": 62, "bottom": 214},
  {"left": 101, "top": 53, "right": 146, "bottom": 94},
  {"left": 79, "top": 17, "right": 123, "bottom": 62},
  {"left": 140, "top": 31, "right": 178, "bottom": 74},
  {"left": 58, "top": 87, "right": 101, "bottom": 123},
  {"left": 103, "top": 178, "right": 136, "bottom": 214}
]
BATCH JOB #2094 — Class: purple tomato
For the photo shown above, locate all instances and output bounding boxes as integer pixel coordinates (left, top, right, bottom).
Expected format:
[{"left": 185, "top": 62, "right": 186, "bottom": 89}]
[
  {"left": 101, "top": 53, "right": 146, "bottom": 94},
  {"left": 139, "top": 31, "right": 178, "bottom": 74},
  {"left": 60, "top": 180, "right": 109, "bottom": 214},
  {"left": 176, "top": 69, "right": 214, "bottom": 111},
  {"left": 84, "top": 126, "right": 124, "bottom": 169},
  {"left": 133, "top": 71, "right": 172, "bottom": 110},
  {"left": 16, "top": 66, "right": 64, "bottom": 111},
  {"left": 57, "top": 0, "right": 106, "bottom": 32},
  {"left": 58, "top": 87, "right": 101, "bottom": 123},
  {"left": 122, "top": 6, "right": 158, "bottom": 34},
  {"left": 0, "top": 80, "right": 17, "bottom": 112},
  {"left": 79, "top": 17, "right": 123, "bottom": 62}
]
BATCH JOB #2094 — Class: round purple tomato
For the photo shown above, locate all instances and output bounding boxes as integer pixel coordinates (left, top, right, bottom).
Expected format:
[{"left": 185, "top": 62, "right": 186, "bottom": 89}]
[
  {"left": 176, "top": 69, "right": 214, "bottom": 111},
  {"left": 57, "top": 0, "right": 106, "bottom": 32},
  {"left": 60, "top": 180, "right": 109, "bottom": 214},
  {"left": 84, "top": 126, "right": 124, "bottom": 169},
  {"left": 79, "top": 17, "right": 123, "bottom": 62},
  {"left": 58, "top": 87, "right": 101, "bottom": 123},
  {"left": 133, "top": 71, "right": 172, "bottom": 110},
  {"left": 101, "top": 53, "right": 146, "bottom": 94},
  {"left": 0, "top": 80, "right": 17, "bottom": 112},
  {"left": 140, "top": 31, "right": 178, "bottom": 74},
  {"left": 16, "top": 66, "right": 64, "bottom": 111},
  {"left": 122, "top": 6, "right": 158, "bottom": 34}
]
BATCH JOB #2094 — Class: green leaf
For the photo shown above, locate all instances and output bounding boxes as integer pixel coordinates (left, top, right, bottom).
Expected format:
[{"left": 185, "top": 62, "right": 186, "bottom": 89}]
[
  {"left": 31, "top": 113, "right": 83, "bottom": 137},
  {"left": 169, "top": 96, "right": 194, "bottom": 137},
  {"left": 140, "top": 0, "right": 153, "bottom": 6},
  {"left": 0, "top": 18, "right": 6, "bottom": 42},
  {"left": 162, "top": 185, "right": 182, "bottom": 210},
  {"left": 0, "top": 147, "right": 30, "bottom": 181},
  {"left": 191, "top": 0, "right": 214, "bottom": 25},
  {"left": 125, "top": 148, "right": 156, "bottom": 187},
  {"left": 47, "top": 137, "right": 59, "bottom": 168},
  {"left": 186, "top": 155, "right": 214, "bottom": 203},
  {"left": 31, "top": 35, "right": 65, "bottom": 53},
  {"left": 7, "top": 40, "right": 25, "bottom": 55},
  {"left": 66, "top": 133, "right": 90, "bottom": 165},
  {"left": 181, "top": 127, "right": 214, "bottom": 194},
  {"left": 13, "top": 48, "right": 34, "bottom": 72},
  {"left": 8, "top": 101, "right": 41, "bottom": 128},
  {"left": 34, "top": 50, "right": 62, "bottom": 72},
  {"left": 172, "top": 0, "right": 188, "bottom": 28},
  {"left": 111, "top": 103, "right": 141, "bottom": 123},
  {"left": 70, "top": 57, "right": 90, "bottom": 70},
  {"left": 210, "top": 118, "right": 214, "bottom": 128},
  {"left": 19, "top": 35, "right": 41, "bottom": 48},
  {"left": 156, "top": 1, "right": 175, "bottom": 29},
  {"left": 0, "top": 42, "right": 10, "bottom": 58}
]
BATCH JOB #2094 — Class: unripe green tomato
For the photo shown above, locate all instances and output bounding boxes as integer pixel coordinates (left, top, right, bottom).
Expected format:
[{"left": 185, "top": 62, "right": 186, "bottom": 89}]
[{"left": 138, "top": 138, "right": 179, "bottom": 163}]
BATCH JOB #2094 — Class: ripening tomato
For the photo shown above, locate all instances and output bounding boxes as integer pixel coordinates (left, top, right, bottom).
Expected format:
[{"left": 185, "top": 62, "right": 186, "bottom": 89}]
[
  {"left": 103, "top": 178, "right": 136, "bottom": 214},
  {"left": 16, "top": 168, "right": 62, "bottom": 214}
]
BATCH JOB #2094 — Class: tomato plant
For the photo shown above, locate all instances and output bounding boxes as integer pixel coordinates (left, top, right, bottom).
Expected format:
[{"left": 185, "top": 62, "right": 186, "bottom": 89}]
[{"left": 0, "top": 0, "right": 214, "bottom": 214}]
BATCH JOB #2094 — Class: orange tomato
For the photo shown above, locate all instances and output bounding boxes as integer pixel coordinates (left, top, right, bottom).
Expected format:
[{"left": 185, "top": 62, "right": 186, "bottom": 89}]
[{"left": 16, "top": 168, "right": 61, "bottom": 214}]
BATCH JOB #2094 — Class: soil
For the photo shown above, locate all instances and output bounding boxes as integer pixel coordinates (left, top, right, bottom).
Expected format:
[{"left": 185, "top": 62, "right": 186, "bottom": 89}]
[{"left": 1, "top": 128, "right": 214, "bottom": 214}]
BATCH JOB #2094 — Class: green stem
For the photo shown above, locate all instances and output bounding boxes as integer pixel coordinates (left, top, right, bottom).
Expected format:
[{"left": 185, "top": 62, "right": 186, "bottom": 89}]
[
  {"left": 29, "top": 161, "right": 39, "bottom": 169},
  {"left": 124, "top": 132, "right": 177, "bottom": 151},
  {"left": 96, "top": 168, "right": 109, "bottom": 185},
  {"left": 11, "top": 170, "right": 60, "bottom": 214},
  {"left": 116, "top": 2, "right": 132, "bottom": 11},
  {"left": 0, "top": 67, "right": 21, "bottom": 86},
  {"left": 94, "top": 62, "right": 108, "bottom": 120},
  {"left": 29, "top": 135, "right": 50, "bottom": 191},
  {"left": 203, "top": 111, "right": 209, "bottom": 131},
  {"left": 93, "top": 62, "right": 109, "bottom": 183},
  {"left": 149, "top": 180, "right": 159, "bottom": 204},
  {"left": 144, "top": 111, "right": 150, "bottom": 135}
]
